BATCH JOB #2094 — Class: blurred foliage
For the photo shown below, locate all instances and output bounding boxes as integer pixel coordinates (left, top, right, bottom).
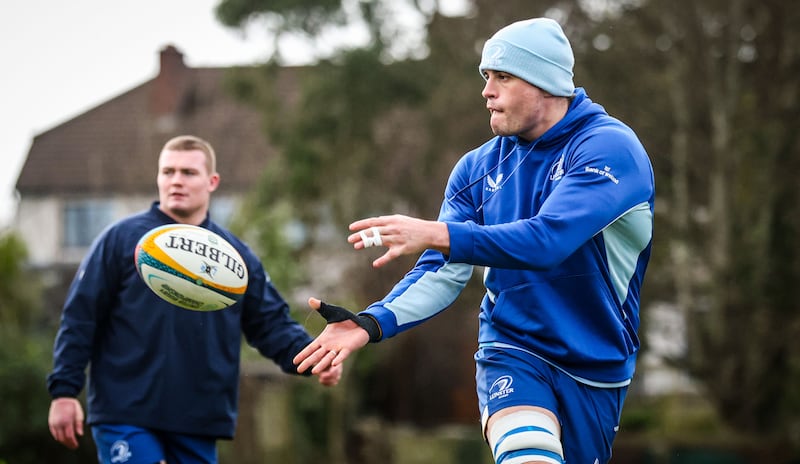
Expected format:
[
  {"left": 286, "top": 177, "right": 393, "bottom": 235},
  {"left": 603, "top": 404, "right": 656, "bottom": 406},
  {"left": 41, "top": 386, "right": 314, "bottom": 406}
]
[
  {"left": 0, "top": 232, "right": 39, "bottom": 327},
  {"left": 0, "top": 232, "right": 95, "bottom": 462},
  {"left": 216, "top": 0, "right": 346, "bottom": 48},
  {"left": 0, "top": 233, "right": 45, "bottom": 449},
  {"left": 246, "top": 48, "right": 432, "bottom": 226},
  {"left": 229, "top": 196, "right": 307, "bottom": 291}
]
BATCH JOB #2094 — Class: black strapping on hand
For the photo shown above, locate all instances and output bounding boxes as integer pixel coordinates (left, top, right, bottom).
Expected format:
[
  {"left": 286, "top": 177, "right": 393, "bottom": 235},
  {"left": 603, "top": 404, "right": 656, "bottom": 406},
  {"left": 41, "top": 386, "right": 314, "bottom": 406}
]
[{"left": 317, "top": 301, "right": 382, "bottom": 343}]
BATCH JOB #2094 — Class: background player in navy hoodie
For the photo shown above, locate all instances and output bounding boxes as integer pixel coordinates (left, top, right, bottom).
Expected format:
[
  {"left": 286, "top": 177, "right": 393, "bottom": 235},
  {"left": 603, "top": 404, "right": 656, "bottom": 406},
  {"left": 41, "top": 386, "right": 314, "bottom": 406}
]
[
  {"left": 47, "top": 135, "right": 342, "bottom": 464},
  {"left": 294, "top": 18, "right": 655, "bottom": 464}
]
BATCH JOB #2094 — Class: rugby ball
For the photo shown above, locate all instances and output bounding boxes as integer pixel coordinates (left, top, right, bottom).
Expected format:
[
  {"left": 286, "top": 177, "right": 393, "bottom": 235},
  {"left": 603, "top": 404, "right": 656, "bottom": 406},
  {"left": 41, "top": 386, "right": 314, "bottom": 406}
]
[{"left": 134, "top": 224, "right": 248, "bottom": 311}]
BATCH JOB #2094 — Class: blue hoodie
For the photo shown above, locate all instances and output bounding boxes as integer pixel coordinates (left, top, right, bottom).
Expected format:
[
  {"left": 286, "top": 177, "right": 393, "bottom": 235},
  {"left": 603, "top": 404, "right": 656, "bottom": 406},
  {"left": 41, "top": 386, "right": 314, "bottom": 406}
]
[
  {"left": 364, "top": 88, "right": 654, "bottom": 385},
  {"left": 47, "top": 203, "right": 313, "bottom": 438}
]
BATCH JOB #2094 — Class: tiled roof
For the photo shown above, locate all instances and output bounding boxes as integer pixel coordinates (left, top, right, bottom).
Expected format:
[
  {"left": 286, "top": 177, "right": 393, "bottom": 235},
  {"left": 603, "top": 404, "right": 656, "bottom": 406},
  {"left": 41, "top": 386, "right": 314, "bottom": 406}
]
[{"left": 16, "top": 45, "right": 288, "bottom": 197}]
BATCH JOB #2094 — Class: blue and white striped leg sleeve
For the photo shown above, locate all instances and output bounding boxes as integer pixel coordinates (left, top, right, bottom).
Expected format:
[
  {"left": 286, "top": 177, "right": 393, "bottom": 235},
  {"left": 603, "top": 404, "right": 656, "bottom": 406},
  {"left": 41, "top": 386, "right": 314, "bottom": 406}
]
[{"left": 486, "top": 410, "right": 565, "bottom": 464}]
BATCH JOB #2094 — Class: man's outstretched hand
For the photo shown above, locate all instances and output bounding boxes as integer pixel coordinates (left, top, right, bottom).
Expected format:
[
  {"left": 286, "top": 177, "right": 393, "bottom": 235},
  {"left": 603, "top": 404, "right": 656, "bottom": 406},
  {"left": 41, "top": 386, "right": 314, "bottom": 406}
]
[
  {"left": 348, "top": 214, "right": 450, "bottom": 268},
  {"left": 293, "top": 298, "right": 371, "bottom": 375}
]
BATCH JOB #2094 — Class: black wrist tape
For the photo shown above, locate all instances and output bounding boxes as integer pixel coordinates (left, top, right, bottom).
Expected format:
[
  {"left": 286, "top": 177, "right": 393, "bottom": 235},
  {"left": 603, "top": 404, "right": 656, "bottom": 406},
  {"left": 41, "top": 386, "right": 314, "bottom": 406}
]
[{"left": 317, "top": 301, "right": 382, "bottom": 343}]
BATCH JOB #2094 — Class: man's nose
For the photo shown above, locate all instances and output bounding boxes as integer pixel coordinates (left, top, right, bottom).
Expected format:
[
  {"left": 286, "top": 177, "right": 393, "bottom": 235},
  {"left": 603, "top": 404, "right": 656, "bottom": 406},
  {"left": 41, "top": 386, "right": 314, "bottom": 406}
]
[{"left": 482, "top": 80, "right": 495, "bottom": 99}]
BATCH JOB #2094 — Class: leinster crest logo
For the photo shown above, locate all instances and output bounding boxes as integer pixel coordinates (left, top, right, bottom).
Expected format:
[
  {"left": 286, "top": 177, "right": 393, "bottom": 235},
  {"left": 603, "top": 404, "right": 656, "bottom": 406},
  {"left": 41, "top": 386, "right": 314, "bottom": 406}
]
[
  {"left": 489, "top": 375, "right": 515, "bottom": 401},
  {"left": 110, "top": 440, "right": 132, "bottom": 463},
  {"left": 549, "top": 154, "right": 565, "bottom": 181}
]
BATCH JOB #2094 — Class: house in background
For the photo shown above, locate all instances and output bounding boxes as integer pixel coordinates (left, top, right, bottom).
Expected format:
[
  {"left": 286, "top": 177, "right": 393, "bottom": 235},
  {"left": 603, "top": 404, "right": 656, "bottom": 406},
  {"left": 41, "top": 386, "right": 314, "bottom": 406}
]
[{"left": 14, "top": 44, "right": 282, "bottom": 270}]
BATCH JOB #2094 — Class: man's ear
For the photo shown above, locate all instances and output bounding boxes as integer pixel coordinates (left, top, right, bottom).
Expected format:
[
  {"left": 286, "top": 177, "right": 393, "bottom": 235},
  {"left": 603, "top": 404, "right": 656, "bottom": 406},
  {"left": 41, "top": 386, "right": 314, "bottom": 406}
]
[{"left": 208, "top": 173, "right": 220, "bottom": 192}]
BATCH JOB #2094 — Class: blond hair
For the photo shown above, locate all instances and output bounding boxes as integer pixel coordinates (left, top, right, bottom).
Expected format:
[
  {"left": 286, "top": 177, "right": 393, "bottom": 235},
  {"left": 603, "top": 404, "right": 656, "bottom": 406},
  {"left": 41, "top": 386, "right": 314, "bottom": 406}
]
[{"left": 162, "top": 135, "right": 217, "bottom": 174}]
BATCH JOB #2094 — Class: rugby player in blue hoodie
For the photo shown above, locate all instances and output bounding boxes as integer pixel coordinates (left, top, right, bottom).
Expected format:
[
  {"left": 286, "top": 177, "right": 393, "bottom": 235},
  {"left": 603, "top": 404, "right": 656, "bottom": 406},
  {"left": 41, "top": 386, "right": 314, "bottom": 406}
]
[
  {"left": 295, "top": 18, "right": 655, "bottom": 464},
  {"left": 47, "top": 135, "right": 342, "bottom": 464}
]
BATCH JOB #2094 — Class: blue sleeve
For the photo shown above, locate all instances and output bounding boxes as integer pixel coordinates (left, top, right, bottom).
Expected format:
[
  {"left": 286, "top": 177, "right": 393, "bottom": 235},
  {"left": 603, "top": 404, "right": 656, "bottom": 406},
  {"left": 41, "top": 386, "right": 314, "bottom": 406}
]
[
  {"left": 239, "top": 259, "right": 313, "bottom": 375},
  {"left": 47, "top": 228, "right": 121, "bottom": 398},
  {"left": 447, "top": 126, "right": 654, "bottom": 269}
]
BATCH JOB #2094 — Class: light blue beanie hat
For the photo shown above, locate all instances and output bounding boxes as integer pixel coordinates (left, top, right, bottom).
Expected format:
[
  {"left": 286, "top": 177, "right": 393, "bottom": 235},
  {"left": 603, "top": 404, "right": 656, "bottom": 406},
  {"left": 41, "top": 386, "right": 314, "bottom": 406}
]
[{"left": 479, "top": 18, "right": 575, "bottom": 97}]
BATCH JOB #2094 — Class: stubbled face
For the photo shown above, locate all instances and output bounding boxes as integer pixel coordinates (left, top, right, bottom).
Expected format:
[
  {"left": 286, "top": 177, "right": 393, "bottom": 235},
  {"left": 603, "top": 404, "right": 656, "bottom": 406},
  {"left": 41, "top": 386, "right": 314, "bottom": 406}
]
[
  {"left": 157, "top": 148, "right": 219, "bottom": 224},
  {"left": 482, "top": 70, "right": 552, "bottom": 142}
]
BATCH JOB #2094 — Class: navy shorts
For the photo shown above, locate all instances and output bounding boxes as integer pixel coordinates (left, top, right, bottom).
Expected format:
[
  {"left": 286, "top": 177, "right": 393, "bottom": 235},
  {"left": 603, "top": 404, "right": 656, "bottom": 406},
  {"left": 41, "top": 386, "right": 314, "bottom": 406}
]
[
  {"left": 91, "top": 423, "right": 217, "bottom": 464},
  {"left": 475, "top": 346, "right": 628, "bottom": 464}
]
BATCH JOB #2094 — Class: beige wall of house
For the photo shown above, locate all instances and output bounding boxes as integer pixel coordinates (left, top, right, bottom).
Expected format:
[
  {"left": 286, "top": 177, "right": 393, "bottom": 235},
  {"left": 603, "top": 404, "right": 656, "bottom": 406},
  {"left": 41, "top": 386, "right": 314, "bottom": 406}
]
[{"left": 18, "top": 195, "right": 146, "bottom": 266}]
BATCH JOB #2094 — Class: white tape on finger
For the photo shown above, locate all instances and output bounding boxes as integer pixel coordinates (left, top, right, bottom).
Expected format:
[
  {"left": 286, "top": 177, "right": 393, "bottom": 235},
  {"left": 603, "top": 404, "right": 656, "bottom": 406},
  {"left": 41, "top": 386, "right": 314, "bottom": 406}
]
[{"left": 359, "top": 227, "right": 383, "bottom": 248}]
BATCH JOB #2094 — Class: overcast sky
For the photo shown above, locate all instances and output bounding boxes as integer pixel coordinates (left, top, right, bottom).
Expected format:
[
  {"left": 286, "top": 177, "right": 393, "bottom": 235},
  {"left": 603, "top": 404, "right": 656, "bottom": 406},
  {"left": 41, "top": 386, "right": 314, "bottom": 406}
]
[{"left": 0, "top": 0, "right": 281, "bottom": 227}]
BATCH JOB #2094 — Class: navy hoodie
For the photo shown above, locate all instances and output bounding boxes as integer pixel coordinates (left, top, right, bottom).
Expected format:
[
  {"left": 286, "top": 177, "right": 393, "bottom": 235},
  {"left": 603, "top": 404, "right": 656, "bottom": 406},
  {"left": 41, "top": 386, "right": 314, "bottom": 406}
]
[{"left": 47, "top": 203, "right": 313, "bottom": 438}]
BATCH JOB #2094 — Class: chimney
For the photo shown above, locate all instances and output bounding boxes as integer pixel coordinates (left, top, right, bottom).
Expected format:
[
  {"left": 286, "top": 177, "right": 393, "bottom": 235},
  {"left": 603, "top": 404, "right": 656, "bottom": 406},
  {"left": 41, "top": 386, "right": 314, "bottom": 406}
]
[{"left": 150, "top": 45, "right": 189, "bottom": 117}]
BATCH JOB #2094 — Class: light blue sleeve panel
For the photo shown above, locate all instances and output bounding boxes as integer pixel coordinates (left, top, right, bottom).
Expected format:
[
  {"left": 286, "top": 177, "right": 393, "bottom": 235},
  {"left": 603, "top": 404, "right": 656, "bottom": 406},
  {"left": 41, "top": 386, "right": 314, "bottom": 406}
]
[
  {"left": 364, "top": 251, "right": 473, "bottom": 339},
  {"left": 385, "top": 261, "right": 473, "bottom": 327},
  {"left": 601, "top": 201, "right": 653, "bottom": 304}
]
